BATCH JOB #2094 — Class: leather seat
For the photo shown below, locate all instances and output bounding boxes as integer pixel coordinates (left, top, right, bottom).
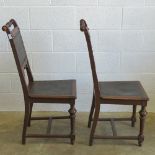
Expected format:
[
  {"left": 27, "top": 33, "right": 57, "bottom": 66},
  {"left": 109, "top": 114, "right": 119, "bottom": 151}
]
[{"left": 28, "top": 80, "right": 76, "bottom": 99}]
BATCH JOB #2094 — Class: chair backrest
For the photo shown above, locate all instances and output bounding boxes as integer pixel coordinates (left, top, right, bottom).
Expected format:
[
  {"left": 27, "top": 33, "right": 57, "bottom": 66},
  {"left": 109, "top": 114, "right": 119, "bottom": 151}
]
[
  {"left": 2, "top": 19, "right": 33, "bottom": 97},
  {"left": 80, "top": 19, "right": 100, "bottom": 100}
]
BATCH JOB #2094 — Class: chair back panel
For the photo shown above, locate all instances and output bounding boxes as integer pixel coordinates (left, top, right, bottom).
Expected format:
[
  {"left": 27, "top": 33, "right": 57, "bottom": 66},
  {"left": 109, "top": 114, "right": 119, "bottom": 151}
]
[
  {"left": 80, "top": 19, "right": 100, "bottom": 98},
  {"left": 13, "top": 32, "right": 27, "bottom": 66},
  {"left": 2, "top": 19, "right": 33, "bottom": 96}
]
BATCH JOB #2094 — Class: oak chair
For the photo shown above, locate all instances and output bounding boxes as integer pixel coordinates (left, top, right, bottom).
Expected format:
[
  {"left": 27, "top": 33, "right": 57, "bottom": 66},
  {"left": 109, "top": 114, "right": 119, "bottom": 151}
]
[
  {"left": 80, "top": 19, "right": 149, "bottom": 146},
  {"left": 2, "top": 19, "right": 77, "bottom": 145}
]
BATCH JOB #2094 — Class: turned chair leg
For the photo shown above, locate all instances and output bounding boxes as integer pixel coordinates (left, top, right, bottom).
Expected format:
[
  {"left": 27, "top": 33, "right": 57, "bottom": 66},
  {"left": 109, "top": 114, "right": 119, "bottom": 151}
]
[
  {"left": 69, "top": 101, "right": 76, "bottom": 145},
  {"left": 28, "top": 103, "right": 33, "bottom": 127},
  {"left": 89, "top": 104, "right": 100, "bottom": 146},
  {"left": 22, "top": 103, "right": 30, "bottom": 144},
  {"left": 138, "top": 104, "right": 147, "bottom": 146},
  {"left": 131, "top": 105, "right": 137, "bottom": 127},
  {"left": 88, "top": 94, "right": 95, "bottom": 128}
]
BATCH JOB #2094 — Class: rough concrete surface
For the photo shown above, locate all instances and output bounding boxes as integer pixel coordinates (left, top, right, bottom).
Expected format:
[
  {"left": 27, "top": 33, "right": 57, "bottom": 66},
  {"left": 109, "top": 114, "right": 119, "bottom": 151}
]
[{"left": 0, "top": 112, "right": 154, "bottom": 155}]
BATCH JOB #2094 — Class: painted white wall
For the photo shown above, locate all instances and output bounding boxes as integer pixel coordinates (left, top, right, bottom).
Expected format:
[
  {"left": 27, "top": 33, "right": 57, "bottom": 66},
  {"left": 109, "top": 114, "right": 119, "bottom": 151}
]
[{"left": 0, "top": 0, "right": 155, "bottom": 112}]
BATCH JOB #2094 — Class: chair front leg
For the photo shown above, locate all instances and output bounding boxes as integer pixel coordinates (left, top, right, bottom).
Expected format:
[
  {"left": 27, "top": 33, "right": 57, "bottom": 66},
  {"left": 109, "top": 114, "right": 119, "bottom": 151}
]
[
  {"left": 89, "top": 102, "right": 100, "bottom": 146},
  {"left": 68, "top": 100, "right": 76, "bottom": 145},
  {"left": 138, "top": 104, "right": 147, "bottom": 146},
  {"left": 88, "top": 94, "right": 95, "bottom": 128},
  {"left": 22, "top": 101, "right": 30, "bottom": 144},
  {"left": 131, "top": 105, "right": 137, "bottom": 127}
]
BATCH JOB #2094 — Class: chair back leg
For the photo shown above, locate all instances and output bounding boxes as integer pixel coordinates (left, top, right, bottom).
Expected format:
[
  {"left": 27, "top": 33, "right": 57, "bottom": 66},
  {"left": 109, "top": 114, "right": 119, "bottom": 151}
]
[
  {"left": 88, "top": 94, "right": 95, "bottom": 128},
  {"left": 89, "top": 103, "right": 100, "bottom": 146},
  {"left": 28, "top": 103, "right": 33, "bottom": 127},
  {"left": 22, "top": 101, "right": 30, "bottom": 144}
]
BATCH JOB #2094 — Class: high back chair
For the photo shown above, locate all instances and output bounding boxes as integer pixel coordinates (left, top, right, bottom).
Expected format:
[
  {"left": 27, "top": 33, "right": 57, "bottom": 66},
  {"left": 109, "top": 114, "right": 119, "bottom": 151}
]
[
  {"left": 80, "top": 19, "right": 149, "bottom": 146},
  {"left": 2, "top": 19, "right": 77, "bottom": 145}
]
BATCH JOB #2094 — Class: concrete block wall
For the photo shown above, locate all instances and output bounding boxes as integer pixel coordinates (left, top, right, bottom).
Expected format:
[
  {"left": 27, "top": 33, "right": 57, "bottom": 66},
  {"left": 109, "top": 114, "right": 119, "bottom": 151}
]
[{"left": 0, "top": 0, "right": 155, "bottom": 112}]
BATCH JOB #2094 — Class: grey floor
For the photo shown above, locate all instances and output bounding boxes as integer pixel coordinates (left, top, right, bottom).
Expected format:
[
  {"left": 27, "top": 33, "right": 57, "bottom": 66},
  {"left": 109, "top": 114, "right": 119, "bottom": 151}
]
[{"left": 0, "top": 112, "right": 155, "bottom": 155}]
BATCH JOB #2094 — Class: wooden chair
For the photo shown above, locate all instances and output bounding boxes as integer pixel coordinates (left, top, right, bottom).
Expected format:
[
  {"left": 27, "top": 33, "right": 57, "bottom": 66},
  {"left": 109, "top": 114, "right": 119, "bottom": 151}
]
[
  {"left": 80, "top": 19, "right": 149, "bottom": 146},
  {"left": 2, "top": 19, "right": 77, "bottom": 145}
]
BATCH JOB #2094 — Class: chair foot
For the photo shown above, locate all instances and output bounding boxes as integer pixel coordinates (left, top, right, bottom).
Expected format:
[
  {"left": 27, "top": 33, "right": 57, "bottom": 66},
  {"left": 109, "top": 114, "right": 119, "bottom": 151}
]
[
  {"left": 88, "top": 122, "right": 91, "bottom": 128},
  {"left": 138, "top": 142, "right": 142, "bottom": 147},
  {"left": 138, "top": 139, "right": 143, "bottom": 147},
  {"left": 89, "top": 104, "right": 100, "bottom": 147},
  {"left": 138, "top": 135, "right": 144, "bottom": 147},
  {"left": 89, "top": 138, "right": 93, "bottom": 146},
  {"left": 131, "top": 123, "right": 135, "bottom": 127},
  {"left": 22, "top": 138, "right": 26, "bottom": 145},
  {"left": 22, "top": 104, "right": 30, "bottom": 145},
  {"left": 70, "top": 135, "right": 75, "bottom": 145},
  {"left": 131, "top": 118, "right": 136, "bottom": 127}
]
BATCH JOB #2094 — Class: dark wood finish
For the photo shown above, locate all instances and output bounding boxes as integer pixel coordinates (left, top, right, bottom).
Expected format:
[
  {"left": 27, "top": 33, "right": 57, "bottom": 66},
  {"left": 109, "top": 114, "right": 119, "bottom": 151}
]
[
  {"left": 138, "top": 105, "right": 147, "bottom": 146},
  {"left": 2, "top": 19, "right": 77, "bottom": 145},
  {"left": 131, "top": 105, "right": 137, "bottom": 127},
  {"left": 26, "top": 134, "right": 71, "bottom": 138},
  {"left": 94, "top": 135, "right": 138, "bottom": 140},
  {"left": 31, "top": 116, "right": 70, "bottom": 120},
  {"left": 96, "top": 118, "right": 132, "bottom": 121},
  {"left": 99, "top": 81, "right": 148, "bottom": 101},
  {"left": 28, "top": 80, "right": 76, "bottom": 99},
  {"left": 80, "top": 19, "right": 149, "bottom": 146}
]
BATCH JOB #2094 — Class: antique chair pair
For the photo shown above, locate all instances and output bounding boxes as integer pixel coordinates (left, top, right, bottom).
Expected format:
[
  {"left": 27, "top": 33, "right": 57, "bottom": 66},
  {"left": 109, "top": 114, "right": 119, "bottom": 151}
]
[{"left": 2, "top": 19, "right": 149, "bottom": 146}]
